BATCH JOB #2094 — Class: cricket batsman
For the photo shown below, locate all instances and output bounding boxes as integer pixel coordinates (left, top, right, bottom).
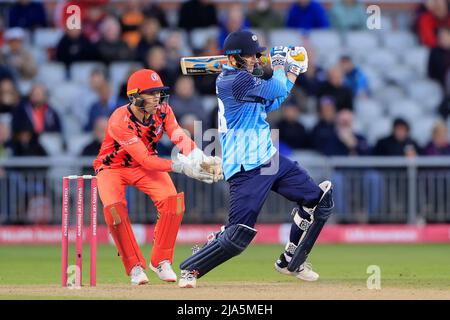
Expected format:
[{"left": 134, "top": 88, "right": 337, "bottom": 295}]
[
  {"left": 178, "top": 30, "right": 334, "bottom": 288},
  {"left": 93, "top": 69, "right": 222, "bottom": 285}
]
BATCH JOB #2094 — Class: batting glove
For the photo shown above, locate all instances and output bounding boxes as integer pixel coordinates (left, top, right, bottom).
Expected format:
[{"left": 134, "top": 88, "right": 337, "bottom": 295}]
[
  {"left": 286, "top": 46, "right": 308, "bottom": 76},
  {"left": 269, "top": 46, "right": 289, "bottom": 69}
]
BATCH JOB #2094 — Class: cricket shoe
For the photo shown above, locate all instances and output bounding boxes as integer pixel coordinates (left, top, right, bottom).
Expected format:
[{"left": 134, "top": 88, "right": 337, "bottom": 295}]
[
  {"left": 150, "top": 260, "right": 177, "bottom": 282},
  {"left": 178, "top": 270, "right": 197, "bottom": 288},
  {"left": 130, "top": 265, "right": 149, "bottom": 285},
  {"left": 275, "top": 253, "right": 319, "bottom": 282}
]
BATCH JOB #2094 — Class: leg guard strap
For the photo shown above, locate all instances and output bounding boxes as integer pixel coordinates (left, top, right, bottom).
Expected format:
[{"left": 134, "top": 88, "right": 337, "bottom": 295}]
[{"left": 180, "top": 224, "right": 257, "bottom": 278}]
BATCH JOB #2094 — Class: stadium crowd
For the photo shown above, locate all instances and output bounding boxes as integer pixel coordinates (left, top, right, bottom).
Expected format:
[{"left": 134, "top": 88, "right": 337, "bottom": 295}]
[
  {"left": 0, "top": 0, "right": 450, "bottom": 224},
  {"left": 0, "top": 0, "right": 449, "bottom": 161}
]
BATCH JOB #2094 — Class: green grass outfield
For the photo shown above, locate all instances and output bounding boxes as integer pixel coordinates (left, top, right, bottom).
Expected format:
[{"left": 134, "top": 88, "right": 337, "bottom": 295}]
[{"left": 0, "top": 243, "right": 449, "bottom": 290}]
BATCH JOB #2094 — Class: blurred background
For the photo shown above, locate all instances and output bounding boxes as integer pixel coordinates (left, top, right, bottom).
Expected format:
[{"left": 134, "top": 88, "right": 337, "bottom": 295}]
[{"left": 0, "top": 0, "right": 449, "bottom": 230}]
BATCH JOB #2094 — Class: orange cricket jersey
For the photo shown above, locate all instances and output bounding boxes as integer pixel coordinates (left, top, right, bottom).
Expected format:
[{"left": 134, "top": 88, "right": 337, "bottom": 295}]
[{"left": 93, "top": 104, "right": 196, "bottom": 173}]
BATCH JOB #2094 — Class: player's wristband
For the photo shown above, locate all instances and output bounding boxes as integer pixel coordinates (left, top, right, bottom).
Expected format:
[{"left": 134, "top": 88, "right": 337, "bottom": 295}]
[{"left": 287, "top": 63, "right": 301, "bottom": 76}]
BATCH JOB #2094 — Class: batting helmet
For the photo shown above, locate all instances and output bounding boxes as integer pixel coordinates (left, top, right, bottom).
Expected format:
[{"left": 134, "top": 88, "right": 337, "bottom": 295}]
[
  {"left": 223, "top": 30, "right": 266, "bottom": 57},
  {"left": 126, "top": 69, "right": 169, "bottom": 97}
]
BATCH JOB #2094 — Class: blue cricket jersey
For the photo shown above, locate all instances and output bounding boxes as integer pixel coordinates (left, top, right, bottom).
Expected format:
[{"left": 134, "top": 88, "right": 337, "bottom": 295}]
[{"left": 216, "top": 64, "right": 295, "bottom": 180}]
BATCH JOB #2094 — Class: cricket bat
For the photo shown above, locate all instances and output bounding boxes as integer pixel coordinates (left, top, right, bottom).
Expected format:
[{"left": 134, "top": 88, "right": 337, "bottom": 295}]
[{"left": 180, "top": 52, "right": 305, "bottom": 76}]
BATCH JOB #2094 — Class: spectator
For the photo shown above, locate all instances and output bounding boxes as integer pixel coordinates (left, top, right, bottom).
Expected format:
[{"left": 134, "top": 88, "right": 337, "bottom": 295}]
[
  {"left": 0, "top": 28, "right": 37, "bottom": 80},
  {"left": 295, "top": 46, "right": 327, "bottom": 96},
  {"left": 428, "top": 27, "right": 450, "bottom": 89},
  {"left": 275, "top": 103, "right": 309, "bottom": 150},
  {"left": 96, "top": 16, "right": 134, "bottom": 65},
  {"left": 80, "top": 2, "right": 107, "bottom": 43},
  {"left": 8, "top": 0, "right": 47, "bottom": 30},
  {"left": 10, "top": 128, "right": 47, "bottom": 157},
  {"left": 178, "top": 0, "right": 219, "bottom": 32},
  {"left": 324, "top": 109, "right": 369, "bottom": 156},
  {"left": 77, "top": 68, "right": 108, "bottom": 125},
  {"left": 145, "top": 46, "right": 178, "bottom": 89},
  {"left": 329, "top": 110, "right": 381, "bottom": 219},
  {"left": 170, "top": 76, "right": 207, "bottom": 124},
  {"left": 12, "top": 83, "right": 62, "bottom": 135},
  {"left": 81, "top": 117, "right": 108, "bottom": 156},
  {"left": 247, "top": 0, "right": 283, "bottom": 32},
  {"left": 317, "top": 65, "right": 354, "bottom": 111},
  {"left": 416, "top": 0, "right": 450, "bottom": 48},
  {"left": 286, "top": 0, "right": 329, "bottom": 30},
  {"left": 424, "top": 120, "right": 450, "bottom": 155},
  {"left": 179, "top": 114, "right": 200, "bottom": 138},
  {"left": 143, "top": 1, "right": 169, "bottom": 28},
  {"left": 218, "top": 4, "right": 250, "bottom": 48},
  {"left": 135, "top": 18, "right": 163, "bottom": 65},
  {"left": 339, "top": 55, "right": 370, "bottom": 98},
  {"left": 165, "top": 31, "right": 192, "bottom": 73},
  {"left": 193, "top": 37, "right": 222, "bottom": 94},
  {"left": 374, "top": 118, "right": 421, "bottom": 157},
  {"left": 84, "top": 82, "right": 118, "bottom": 131},
  {"left": 120, "top": 0, "right": 146, "bottom": 49},
  {"left": 0, "top": 79, "right": 21, "bottom": 115},
  {"left": 310, "top": 96, "right": 337, "bottom": 154},
  {"left": 56, "top": 28, "right": 98, "bottom": 68},
  {"left": 0, "top": 119, "right": 12, "bottom": 159},
  {"left": 330, "top": 0, "right": 367, "bottom": 31}
]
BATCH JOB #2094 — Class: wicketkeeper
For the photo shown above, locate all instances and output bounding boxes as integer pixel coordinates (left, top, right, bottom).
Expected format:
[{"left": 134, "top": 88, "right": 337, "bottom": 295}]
[
  {"left": 93, "top": 69, "right": 222, "bottom": 285},
  {"left": 178, "top": 30, "right": 334, "bottom": 288}
]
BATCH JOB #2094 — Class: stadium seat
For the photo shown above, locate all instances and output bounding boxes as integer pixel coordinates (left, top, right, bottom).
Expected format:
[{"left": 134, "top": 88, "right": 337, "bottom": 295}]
[
  {"left": 70, "top": 62, "right": 106, "bottom": 85},
  {"left": 309, "top": 30, "right": 342, "bottom": 53},
  {"left": 202, "top": 95, "right": 218, "bottom": 112},
  {"left": 17, "top": 80, "right": 33, "bottom": 96},
  {"left": 384, "top": 65, "right": 415, "bottom": 86},
  {"left": 268, "top": 28, "right": 303, "bottom": 47},
  {"left": 29, "top": 47, "right": 48, "bottom": 65},
  {"left": 364, "top": 48, "right": 398, "bottom": 70},
  {"left": 67, "top": 133, "right": 93, "bottom": 156},
  {"left": 109, "top": 62, "right": 143, "bottom": 86},
  {"left": 48, "top": 81, "right": 81, "bottom": 114},
  {"left": 345, "top": 31, "right": 380, "bottom": 51},
  {"left": 405, "top": 79, "right": 443, "bottom": 112},
  {"left": 354, "top": 98, "right": 384, "bottom": 126},
  {"left": 33, "top": 28, "right": 63, "bottom": 49},
  {"left": 403, "top": 46, "right": 430, "bottom": 77},
  {"left": 39, "top": 133, "right": 64, "bottom": 156},
  {"left": 373, "top": 85, "right": 405, "bottom": 111},
  {"left": 37, "top": 62, "right": 67, "bottom": 88},
  {"left": 411, "top": 117, "right": 437, "bottom": 147},
  {"left": 388, "top": 98, "right": 422, "bottom": 123},
  {"left": 190, "top": 27, "right": 220, "bottom": 50},
  {"left": 298, "top": 113, "right": 318, "bottom": 131},
  {"left": 383, "top": 31, "right": 417, "bottom": 51},
  {"left": 360, "top": 66, "right": 384, "bottom": 92},
  {"left": 367, "top": 117, "right": 392, "bottom": 145}
]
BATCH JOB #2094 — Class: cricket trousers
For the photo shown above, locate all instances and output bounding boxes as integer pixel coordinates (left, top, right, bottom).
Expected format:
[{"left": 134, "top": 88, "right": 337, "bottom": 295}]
[{"left": 227, "top": 153, "right": 323, "bottom": 228}]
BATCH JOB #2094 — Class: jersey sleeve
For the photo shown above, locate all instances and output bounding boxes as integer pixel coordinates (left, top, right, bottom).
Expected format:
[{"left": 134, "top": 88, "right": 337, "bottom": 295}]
[
  {"left": 163, "top": 105, "right": 197, "bottom": 156},
  {"left": 231, "top": 69, "right": 289, "bottom": 104},
  {"left": 108, "top": 111, "right": 173, "bottom": 172},
  {"left": 265, "top": 75, "right": 295, "bottom": 113}
]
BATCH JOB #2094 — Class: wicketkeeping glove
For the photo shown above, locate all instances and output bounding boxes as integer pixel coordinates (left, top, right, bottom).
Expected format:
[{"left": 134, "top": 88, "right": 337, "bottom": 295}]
[
  {"left": 200, "top": 156, "right": 223, "bottom": 183},
  {"left": 172, "top": 153, "right": 214, "bottom": 184},
  {"left": 269, "top": 46, "right": 289, "bottom": 69},
  {"left": 286, "top": 46, "right": 308, "bottom": 76},
  {"left": 187, "top": 148, "right": 223, "bottom": 183}
]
